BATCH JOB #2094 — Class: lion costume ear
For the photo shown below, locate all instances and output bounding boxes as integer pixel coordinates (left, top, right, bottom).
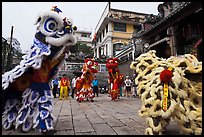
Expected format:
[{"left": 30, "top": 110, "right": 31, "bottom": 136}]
[{"left": 34, "top": 16, "right": 41, "bottom": 25}]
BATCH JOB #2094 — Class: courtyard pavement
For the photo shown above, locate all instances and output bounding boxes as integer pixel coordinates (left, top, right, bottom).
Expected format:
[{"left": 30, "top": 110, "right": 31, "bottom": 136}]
[{"left": 2, "top": 93, "right": 181, "bottom": 135}]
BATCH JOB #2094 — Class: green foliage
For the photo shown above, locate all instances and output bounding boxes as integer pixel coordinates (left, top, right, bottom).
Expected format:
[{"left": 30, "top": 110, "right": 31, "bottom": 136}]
[{"left": 68, "top": 42, "right": 93, "bottom": 60}]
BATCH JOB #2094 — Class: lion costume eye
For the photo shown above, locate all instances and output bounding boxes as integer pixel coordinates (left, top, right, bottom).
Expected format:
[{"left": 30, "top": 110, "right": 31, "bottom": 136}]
[
  {"left": 44, "top": 18, "right": 58, "bottom": 33},
  {"left": 56, "top": 29, "right": 65, "bottom": 37},
  {"left": 57, "top": 30, "right": 64, "bottom": 34},
  {"left": 87, "top": 61, "right": 92, "bottom": 65}
]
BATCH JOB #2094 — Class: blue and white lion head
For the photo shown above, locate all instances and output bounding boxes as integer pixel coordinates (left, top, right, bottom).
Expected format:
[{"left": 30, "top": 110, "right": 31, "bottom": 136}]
[{"left": 34, "top": 6, "right": 77, "bottom": 47}]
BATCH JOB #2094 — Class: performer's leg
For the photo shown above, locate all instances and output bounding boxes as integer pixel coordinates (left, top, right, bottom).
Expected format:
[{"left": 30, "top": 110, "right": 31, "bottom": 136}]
[
  {"left": 87, "top": 88, "right": 94, "bottom": 102},
  {"left": 2, "top": 89, "right": 22, "bottom": 130},
  {"left": 15, "top": 89, "right": 39, "bottom": 132},
  {"left": 94, "top": 87, "right": 96, "bottom": 97},
  {"left": 145, "top": 116, "right": 165, "bottom": 135},
  {"left": 96, "top": 88, "right": 99, "bottom": 97},
  {"left": 59, "top": 87, "right": 63, "bottom": 100},
  {"left": 53, "top": 85, "right": 57, "bottom": 98},
  {"left": 174, "top": 109, "right": 201, "bottom": 135},
  {"left": 2, "top": 99, "right": 22, "bottom": 130},
  {"left": 71, "top": 88, "right": 75, "bottom": 98},
  {"left": 64, "top": 86, "right": 68, "bottom": 99},
  {"left": 34, "top": 90, "right": 55, "bottom": 133}
]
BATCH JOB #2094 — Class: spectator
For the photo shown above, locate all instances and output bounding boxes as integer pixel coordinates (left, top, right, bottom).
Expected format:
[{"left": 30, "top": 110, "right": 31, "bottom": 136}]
[
  {"left": 119, "top": 81, "right": 124, "bottom": 98},
  {"left": 57, "top": 77, "right": 61, "bottom": 96},
  {"left": 92, "top": 76, "right": 99, "bottom": 97},
  {"left": 124, "top": 76, "right": 132, "bottom": 97},
  {"left": 52, "top": 77, "right": 59, "bottom": 98},
  {"left": 59, "top": 74, "right": 69, "bottom": 100},
  {"left": 71, "top": 75, "right": 77, "bottom": 98},
  {"left": 67, "top": 77, "right": 71, "bottom": 96}
]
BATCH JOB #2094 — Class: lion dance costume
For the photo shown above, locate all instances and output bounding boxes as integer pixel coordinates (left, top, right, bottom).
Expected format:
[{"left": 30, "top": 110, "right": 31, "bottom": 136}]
[
  {"left": 106, "top": 58, "right": 124, "bottom": 101},
  {"left": 75, "top": 58, "right": 98, "bottom": 102},
  {"left": 130, "top": 50, "right": 202, "bottom": 135},
  {"left": 2, "top": 6, "right": 77, "bottom": 133}
]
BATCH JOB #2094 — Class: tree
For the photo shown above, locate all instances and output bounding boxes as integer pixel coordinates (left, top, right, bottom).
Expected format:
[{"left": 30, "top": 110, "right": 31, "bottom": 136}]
[{"left": 68, "top": 42, "right": 93, "bottom": 61}]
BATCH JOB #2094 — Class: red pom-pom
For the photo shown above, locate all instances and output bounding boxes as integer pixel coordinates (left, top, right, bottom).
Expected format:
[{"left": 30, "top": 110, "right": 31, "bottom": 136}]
[{"left": 160, "top": 69, "right": 173, "bottom": 83}]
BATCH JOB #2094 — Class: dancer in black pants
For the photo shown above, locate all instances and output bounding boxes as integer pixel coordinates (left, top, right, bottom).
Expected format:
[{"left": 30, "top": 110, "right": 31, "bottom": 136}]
[
  {"left": 92, "top": 76, "right": 99, "bottom": 97},
  {"left": 52, "top": 77, "right": 59, "bottom": 98}
]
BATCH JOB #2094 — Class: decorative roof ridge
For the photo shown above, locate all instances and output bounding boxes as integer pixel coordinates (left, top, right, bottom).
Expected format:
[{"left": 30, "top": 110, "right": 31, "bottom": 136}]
[{"left": 137, "top": 2, "right": 192, "bottom": 37}]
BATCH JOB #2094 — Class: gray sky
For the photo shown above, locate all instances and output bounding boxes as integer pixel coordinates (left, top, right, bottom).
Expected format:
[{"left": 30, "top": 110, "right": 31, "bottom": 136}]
[{"left": 2, "top": 2, "right": 162, "bottom": 52}]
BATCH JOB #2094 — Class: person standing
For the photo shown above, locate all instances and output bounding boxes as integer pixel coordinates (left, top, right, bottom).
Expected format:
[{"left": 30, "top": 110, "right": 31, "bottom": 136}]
[
  {"left": 57, "top": 77, "right": 61, "bottom": 96},
  {"left": 71, "top": 76, "right": 77, "bottom": 98},
  {"left": 52, "top": 77, "right": 59, "bottom": 98},
  {"left": 124, "top": 76, "right": 132, "bottom": 97},
  {"left": 59, "top": 74, "right": 69, "bottom": 100},
  {"left": 132, "top": 73, "right": 137, "bottom": 98},
  {"left": 67, "top": 77, "right": 71, "bottom": 96},
  {"left": 92, "top": 76, "right": 99, "bottom": 97},
  {"left": 119, "top": 81, "right": 124, "bottom": 98}
]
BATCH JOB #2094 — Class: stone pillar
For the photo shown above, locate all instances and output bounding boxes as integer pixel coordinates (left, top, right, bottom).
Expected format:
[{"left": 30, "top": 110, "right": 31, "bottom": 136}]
[
  {"left": 107, "top": 38, "right": 113, "bottom": 57},
  {"left": 172, "top": 26, "right": 178, "bottom": 56},
  {"left": 107, "top": 22, "right": 113, "bottom": 57},
  {"left": 167, "top": 27, "right": 177, "bottom": 56},
  {"left": 97, "top": 46, "right": 100, "bottom": 58}
]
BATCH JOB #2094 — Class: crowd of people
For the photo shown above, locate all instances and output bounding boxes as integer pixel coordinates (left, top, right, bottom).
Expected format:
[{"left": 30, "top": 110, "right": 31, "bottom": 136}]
[{"left": 50, "top": 73, "right": 138, "bottom": 100}]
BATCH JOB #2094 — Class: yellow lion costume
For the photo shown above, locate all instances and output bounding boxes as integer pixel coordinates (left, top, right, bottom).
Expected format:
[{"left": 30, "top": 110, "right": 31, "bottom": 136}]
[{"left": 130, "top": 50, "right": 202, "bottom": 135}]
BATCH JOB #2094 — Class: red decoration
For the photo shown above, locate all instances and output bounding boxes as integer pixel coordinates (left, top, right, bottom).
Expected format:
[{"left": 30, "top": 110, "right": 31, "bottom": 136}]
[
  {"left": 164, "top": 102, "right": 166, "bottom": 105},
  {"left": 160, "top": 69, "right": 173, "bottom": 83},
  {"left": 93, "top": 33, "right": 97, "bottom": 41},
  {"left": 163, "top": 108, "right": 166, "bottom": 110}
]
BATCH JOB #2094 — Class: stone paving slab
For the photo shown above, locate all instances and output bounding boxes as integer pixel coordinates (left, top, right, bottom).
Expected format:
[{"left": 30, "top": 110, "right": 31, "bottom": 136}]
[
  {"left": 103, "top": 116, "right": 126, "bottom": 127},
  {"left": 92, "top": 123, "right": 117, "bottom": 135},
  {"left": 112, "top": 125, "right": 139, "bottom": 135},
  {"left": 2, "top": 94, "right": 182, "bottom": 135},
  {"left": 73, "top": 120, "right": 94, "bottom": 133},
  {"left": 86, "top": 115, "right": 107, "bottom": 124},
  {"left": 75, "top": 131, "right": 96, "bottom": 135}
]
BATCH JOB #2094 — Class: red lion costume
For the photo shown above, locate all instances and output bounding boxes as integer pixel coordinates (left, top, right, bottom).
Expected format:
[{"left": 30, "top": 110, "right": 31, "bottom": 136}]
[
  {"left": 75, "top": 58, "right": 98, "bottom": 102},
  {"left": 106, "top": 58, "right": 124, "bottom": 100}
]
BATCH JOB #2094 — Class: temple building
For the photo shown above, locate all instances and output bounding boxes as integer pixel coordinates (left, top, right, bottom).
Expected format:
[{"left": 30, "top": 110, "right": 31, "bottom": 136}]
[{"left": 133, "top": 2, "right": 202, "bottom": 61}]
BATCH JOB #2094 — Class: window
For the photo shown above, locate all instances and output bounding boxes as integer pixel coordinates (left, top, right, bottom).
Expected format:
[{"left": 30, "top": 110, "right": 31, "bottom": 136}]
[
  {"left": 133, "top": 24, "right": 142, "bottom": 32},
  {"left": 114, "top": 22, "right": 126, "bottom": 32},
  {"left": 106, "top": 24, "right": 108, "bottom": 33}
]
